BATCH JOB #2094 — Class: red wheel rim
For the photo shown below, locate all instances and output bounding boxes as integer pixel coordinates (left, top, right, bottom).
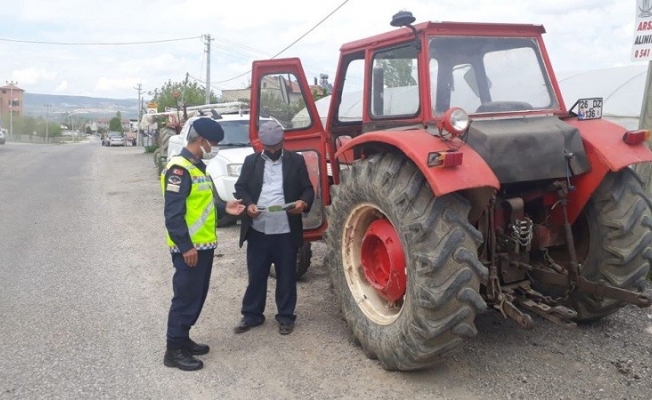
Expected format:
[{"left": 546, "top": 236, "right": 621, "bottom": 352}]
[{"left": 360, "top": 219, "right": 406, "bottom": 302}]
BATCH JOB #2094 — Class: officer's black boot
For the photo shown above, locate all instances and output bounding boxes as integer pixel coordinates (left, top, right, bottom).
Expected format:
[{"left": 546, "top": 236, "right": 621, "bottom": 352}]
[
  {"left": 186, "top": 339, "right": 210, "bottom": 355},
  {"left": 163, "top": 348, "right": 203, "bottom": 371}
]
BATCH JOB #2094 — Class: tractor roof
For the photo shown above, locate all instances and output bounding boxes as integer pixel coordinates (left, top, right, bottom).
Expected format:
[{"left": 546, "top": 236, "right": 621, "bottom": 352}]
[{"left": 340, "top": 21, "right": 546, "bottom": 53}]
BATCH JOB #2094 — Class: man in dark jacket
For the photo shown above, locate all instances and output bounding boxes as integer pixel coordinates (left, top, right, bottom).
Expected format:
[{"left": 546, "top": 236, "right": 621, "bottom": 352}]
[{"left": 233, "top": 121, "right": 315, "bottom": 335}]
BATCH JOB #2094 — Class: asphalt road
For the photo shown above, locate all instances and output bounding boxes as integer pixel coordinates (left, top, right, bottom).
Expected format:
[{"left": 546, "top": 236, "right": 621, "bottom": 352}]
[{"left": 1, "top": 140, "right": 651, "bottom": 400}]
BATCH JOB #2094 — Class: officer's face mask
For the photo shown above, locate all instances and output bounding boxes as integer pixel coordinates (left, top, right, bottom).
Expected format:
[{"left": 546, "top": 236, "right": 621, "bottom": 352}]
[{"left": 201, "top": 139, "right": 219, "bottom": 160}]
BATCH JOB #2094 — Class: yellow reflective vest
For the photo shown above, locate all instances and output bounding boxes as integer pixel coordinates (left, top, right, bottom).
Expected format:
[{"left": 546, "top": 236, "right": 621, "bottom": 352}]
[{"left": 161, "top": 156, "right": 217, "bottom": 252}]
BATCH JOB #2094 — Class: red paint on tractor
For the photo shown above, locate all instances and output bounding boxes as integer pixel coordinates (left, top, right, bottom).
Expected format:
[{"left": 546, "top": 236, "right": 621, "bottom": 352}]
[
  {"left": 335, "top": 130, "right": 500, "bottom": 196},
  {"left": 360, "top": 219, "right": 406, "bottom": 302},
  {"left": 562, "top": 118, "right": 652, "bottom": 223}
]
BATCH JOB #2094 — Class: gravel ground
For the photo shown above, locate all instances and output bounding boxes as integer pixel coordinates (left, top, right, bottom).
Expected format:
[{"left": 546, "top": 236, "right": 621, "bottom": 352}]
[{"left": 0, "top": 140, "right": 651, "bottom": 400}]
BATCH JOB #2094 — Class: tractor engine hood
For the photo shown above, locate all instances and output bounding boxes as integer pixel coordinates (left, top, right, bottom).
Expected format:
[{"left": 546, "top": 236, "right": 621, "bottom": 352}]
[{"left": 465, "top": 116, "right": 590, "bottom": 184}]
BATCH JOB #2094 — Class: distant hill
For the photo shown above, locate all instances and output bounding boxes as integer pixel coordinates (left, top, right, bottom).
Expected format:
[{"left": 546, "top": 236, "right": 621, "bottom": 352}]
[{"left": 23, "top": 93, "right": 139, "bottom": 120}]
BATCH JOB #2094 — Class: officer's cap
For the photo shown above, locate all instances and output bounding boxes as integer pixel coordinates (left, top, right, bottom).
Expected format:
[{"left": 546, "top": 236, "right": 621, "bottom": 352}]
[{"left": 191, "top": 118, "right": 224, "bottom": 143}]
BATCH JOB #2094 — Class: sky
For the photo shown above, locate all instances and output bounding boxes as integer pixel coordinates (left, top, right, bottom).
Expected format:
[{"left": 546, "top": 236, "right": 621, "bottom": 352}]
[{"left": 0, "top": 0, "right": 646, "bottom": 100}]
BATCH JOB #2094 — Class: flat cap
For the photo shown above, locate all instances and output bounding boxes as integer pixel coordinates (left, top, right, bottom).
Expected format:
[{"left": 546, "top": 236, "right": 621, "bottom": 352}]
[
  {"left": 191, "top": 118, "right": 224, "bottom": 143},
  {"left": 259, "top": 121, "right": 284, "bottom": 146}
]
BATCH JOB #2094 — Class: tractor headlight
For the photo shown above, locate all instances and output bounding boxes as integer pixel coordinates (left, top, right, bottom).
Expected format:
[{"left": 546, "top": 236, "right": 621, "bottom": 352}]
[{"left": 443, "top": 107, "right": 470, "bottom": 136}]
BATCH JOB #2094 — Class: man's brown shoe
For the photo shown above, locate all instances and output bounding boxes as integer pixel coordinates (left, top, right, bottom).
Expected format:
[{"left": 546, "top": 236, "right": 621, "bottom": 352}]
[
  {"left": 279, "top": 323, "right": 294, "bottom": 335},
  {"left": 234, "top": 319, "right": 263, "bottom": 334}
]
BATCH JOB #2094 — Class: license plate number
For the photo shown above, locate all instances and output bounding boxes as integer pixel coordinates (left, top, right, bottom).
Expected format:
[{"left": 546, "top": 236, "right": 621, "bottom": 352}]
[{"left": 577, "top": 98, "right": 603, "bottom": 120}]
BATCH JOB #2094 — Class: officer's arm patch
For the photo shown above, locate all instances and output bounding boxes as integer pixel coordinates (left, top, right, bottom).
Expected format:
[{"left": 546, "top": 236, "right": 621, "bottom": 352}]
[
  {"left": 165, "top": 167, "right": 186, "bottom": 193},
  {"left": 166, "top": 184, "right": 181, "bottom": 193}
]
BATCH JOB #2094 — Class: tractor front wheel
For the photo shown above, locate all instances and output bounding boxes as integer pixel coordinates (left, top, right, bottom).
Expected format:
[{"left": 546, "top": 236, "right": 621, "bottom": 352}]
[
  {"left": 270, "top": 242, "right": 312, "bottom": 280},
  {"left": 326, "top": 153, "right": 488, "bottom": 371}
]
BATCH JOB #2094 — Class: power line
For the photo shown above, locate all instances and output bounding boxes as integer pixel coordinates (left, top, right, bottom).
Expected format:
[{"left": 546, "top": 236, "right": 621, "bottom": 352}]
[
  {"left": 214, "top": 0, "right": 349, "bottom": 84},
  {"left": 186, "top": 73, "right": 231, "bottom": 92},
  {"left": 0, "top": 36, "right": 202, "bottom": 46}
]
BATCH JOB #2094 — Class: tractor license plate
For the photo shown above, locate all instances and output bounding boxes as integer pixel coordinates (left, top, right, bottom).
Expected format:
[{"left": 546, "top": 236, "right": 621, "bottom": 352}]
[{"left": 577, "top": 97, "right": 603, "bottom": 120}]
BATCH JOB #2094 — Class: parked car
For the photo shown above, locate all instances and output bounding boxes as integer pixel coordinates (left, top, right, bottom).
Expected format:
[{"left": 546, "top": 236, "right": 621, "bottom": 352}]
[
  {"left": 0, "top": 128, "right": 6, "bottom": 144},
  {"left": 107, "top": 131, "right": 125, "bottom": 147},
  {"left": 167, "top": 113, "right": 269, "bottom": 226}
]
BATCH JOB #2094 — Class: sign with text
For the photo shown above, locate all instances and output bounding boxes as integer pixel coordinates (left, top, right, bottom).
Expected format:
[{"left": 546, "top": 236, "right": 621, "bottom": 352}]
[
  {"left": 576, "top": 98, "right": 603, "bottom": 120},
  {"left": 633, "top": 0, "right": 652, "bottom": 61},
  {"left": 146, "top": 102, "right": 158, "bottom": 114}
]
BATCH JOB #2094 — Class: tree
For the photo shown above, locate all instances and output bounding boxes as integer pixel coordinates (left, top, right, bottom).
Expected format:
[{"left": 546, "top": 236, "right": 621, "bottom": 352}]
[
  {"left": 150, "top": 77, "right": 219, "bottom": 112},
  {"left": 260, "top": 91, "right": 306, "bottom": 128},
  {"left": 0, "top": 114, "right": 62, "bottom": 137},
  {"left": 377, "top": 59, "right": 417, "bottom": 88},
  {"left": 109, "top": 111, "right": 122, "bottom": 132}
]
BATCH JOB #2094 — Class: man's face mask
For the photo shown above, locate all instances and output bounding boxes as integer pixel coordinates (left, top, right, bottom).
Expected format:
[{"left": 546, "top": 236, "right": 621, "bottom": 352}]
[
  {"left": 264, "top": 148, "right": 282, "bottom": 161},
  {"left": 201, "top": 139, "right": 219, "bottom": 160}
]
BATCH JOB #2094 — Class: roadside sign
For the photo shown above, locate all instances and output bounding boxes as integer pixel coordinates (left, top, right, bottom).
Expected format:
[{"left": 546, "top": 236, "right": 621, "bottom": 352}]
[
  {"left": 632, "top": 0, "right": 652, "bottom": 61},
  {"left": 147, "top": 101, "right": 158, "bottom": 114}
]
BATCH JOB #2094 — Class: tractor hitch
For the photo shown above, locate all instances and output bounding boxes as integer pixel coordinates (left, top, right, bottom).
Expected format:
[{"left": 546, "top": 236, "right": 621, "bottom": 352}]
[{"left": 527, "top": 268, "right": 652, "bottom": 308}]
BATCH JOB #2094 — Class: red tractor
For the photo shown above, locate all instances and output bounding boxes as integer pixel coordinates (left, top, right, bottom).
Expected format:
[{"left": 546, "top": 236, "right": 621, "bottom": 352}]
[{"left": 247, "top": 11, "right": 652, "bottom": 371}]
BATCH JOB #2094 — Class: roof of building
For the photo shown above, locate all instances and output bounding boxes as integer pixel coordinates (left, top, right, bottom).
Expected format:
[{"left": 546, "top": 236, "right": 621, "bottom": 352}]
[{"left": 0, "top": 84, "right": 24, "bottom": 91}]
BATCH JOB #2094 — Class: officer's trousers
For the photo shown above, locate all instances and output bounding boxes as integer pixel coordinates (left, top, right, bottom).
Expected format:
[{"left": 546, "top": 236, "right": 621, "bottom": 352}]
[
  {"left": 166, "top": 248, "right": 214, "bottom": 349},
  {"left": 241, "top": 229, "right": 297, "bottom": 325}
]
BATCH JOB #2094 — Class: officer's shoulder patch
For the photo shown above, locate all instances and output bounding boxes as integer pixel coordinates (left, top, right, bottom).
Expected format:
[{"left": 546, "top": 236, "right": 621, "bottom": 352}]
[
  {"left": 171, "top": 168, "right": 184, "bottom": 176},
  {"left": 166, "top": 184, "right": 181, "bottom": 193},
  {"left": 167, "top": 175, "right": 182, "bottom": 185}
]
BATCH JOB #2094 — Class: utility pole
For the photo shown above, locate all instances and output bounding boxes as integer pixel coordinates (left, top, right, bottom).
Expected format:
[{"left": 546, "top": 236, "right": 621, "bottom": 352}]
[
  {"left": 6, "top": 80, "right": 17, "bottom": 139},
  {"left": 44, "top": 103, "right": 51, "bottom": 142},
  {"left": 640, "top": 61, "right": 652, "bottom": 133},
  {"left": 204, "top": 34, "right": 213, "bottom": 105},
  {"left": 134, "top": 83, "right": 142, "bottom": 146},
  {"left": 634, "top": 60, "right": 652, "bottom": 191}
]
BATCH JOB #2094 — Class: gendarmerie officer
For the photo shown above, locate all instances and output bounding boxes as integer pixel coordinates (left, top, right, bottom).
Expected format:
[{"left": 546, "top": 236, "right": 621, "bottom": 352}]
[{"left": 161, "top": 118, "right": 244, "bottom": 371}]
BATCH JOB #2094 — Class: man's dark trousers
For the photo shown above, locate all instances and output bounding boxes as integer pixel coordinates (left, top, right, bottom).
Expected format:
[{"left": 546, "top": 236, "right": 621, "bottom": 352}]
[
  {"left": 167, "top": 249, "right": 214, "bottom": 349},
  {"left": 241, "top": 229, "right": 297, "bottom": 325}
]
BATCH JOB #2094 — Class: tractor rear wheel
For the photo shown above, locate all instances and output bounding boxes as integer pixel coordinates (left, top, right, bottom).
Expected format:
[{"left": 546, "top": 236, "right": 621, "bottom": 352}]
[
  {"left": 325, "top": 153, "right": 488, "bottom": 371},
  {"left": 159, "top": 127, "right": 174, "bottom": 158},
  {"left": 564, "top": 169, "right": 652, "bottom": 321}
]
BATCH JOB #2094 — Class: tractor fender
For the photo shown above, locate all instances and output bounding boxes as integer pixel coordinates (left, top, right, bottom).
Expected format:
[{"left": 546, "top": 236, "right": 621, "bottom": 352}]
[
  {"left": 565, "top": 119, "right": 652, "bottom": 171},
  {"left": 563, "top": 118, "right": 652, "bottom": 223},
  {"left": 334, "top": 130, "right": 500, "bottom": 196}
]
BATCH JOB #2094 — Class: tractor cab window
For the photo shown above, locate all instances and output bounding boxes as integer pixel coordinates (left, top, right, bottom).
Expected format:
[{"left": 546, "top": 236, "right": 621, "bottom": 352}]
[
  {"left": 429, "top": 36, "right": 558, "bottom": 115},
  {"left": 336, "top": 58, "right": 364, "bottom": 124},
  {"left": 257, "top": 73, "right": 312, "bottom": 130},
  {"left": 370, "top": 44, "right": 419, "bottom": 118}
]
